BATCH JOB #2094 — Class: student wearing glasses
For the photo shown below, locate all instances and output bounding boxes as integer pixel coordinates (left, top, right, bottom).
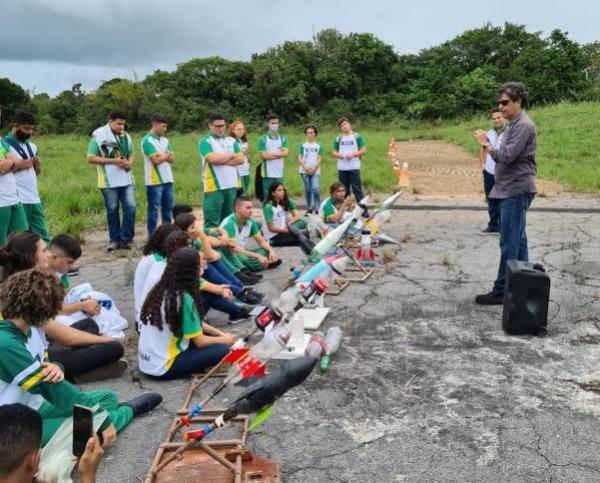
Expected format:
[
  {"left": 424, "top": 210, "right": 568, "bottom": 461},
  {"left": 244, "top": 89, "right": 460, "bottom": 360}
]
[
  {"left": 198, "top": 113, "right": 244, "bottom": 228},
  {"left": 474, "top": 82, "right": 537, "bottom": 305}
]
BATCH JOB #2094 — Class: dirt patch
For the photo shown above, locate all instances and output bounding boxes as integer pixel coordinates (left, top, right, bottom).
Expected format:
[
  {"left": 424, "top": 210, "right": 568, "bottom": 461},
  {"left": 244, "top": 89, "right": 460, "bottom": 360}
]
[{"left": 395, "top": 140, "right": 566, "bottom": 200}]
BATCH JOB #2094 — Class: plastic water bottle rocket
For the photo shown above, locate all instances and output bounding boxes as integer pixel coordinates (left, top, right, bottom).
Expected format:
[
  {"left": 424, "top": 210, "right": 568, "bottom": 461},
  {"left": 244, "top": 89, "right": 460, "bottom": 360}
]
[
  {"left": 305, "top": 332, "right": 325, "bottom": 358},
  {"left": 368, "top": 190, "right": 403, "bottom": 222},
  {"left": 307, "top": 213, "right": 331, "bottom": 238},
  {"left": 366, "top": 210, "right": 391, "bottom": 237},
  {"left": 308, "top": 216, "right": 354, "bottom": 262},
  {"left": 357, "top": 229, "right": 375, "bottom": 262},
  {"left": 319, "top": 327, "right": 342, "bottom": 373},
  {"left": 373, "top": 232, "right": 400, "bottom": 245}
]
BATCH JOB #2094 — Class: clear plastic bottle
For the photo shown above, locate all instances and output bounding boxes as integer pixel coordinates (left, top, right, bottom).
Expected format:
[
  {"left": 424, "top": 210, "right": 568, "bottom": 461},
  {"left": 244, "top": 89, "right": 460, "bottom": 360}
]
[
  {"left": 320, "top": 327, "right": 342, "bottom": 373},
  {"left": 304, "top": 332, "right": 325, "bottom": 358}
]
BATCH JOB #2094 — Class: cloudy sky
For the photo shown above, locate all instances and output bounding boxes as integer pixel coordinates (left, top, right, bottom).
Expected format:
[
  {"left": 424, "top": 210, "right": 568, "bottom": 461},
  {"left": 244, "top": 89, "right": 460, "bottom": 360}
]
[{"left": 1, "top": 0, "right": 598, "bottom": 96}]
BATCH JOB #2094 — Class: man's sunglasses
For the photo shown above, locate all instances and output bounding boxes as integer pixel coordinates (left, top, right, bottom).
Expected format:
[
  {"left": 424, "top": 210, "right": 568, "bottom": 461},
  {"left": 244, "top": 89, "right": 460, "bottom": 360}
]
[{"left": 498, "top": 99, "right": 512, "bottom": 106}]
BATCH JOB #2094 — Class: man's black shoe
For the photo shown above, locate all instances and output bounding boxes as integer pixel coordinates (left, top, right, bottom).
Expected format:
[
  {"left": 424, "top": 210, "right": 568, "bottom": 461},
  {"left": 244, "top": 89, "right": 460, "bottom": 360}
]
[
  {"left": 241, "top": 269, "right": 262, "bottom": 280},
  {"left": 267, "top": 259, "right": 282, "bottom": 269},
  {"left": 119, "top": 392, "right": 162, "bottom": 417},
  {"left": 475, "top": 291, "right": 504, "bottom": 305},
  {"left": 237, "top": 288, "right": 262, "bottom": 305},
  {"left": 479, "top": 226, "right": 499, "bottom": 235}
]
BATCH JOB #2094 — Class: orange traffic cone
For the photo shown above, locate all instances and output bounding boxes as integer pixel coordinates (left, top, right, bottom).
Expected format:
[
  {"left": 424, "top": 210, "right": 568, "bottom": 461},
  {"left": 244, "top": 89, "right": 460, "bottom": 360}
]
[{"left": 399, "top": 162, "right": 409, "bottom": 188}]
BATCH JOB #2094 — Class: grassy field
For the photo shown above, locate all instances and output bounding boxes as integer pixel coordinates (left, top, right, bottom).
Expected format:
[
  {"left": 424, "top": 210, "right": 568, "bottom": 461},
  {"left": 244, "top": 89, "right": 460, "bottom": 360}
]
[
  {"left": 397, "top": 101, "right": 600, "bottom": 192},
  {"left": 36, "top": 128, "right": 399, "bottom": 238},
  {"left": 33, "top": 101, "right": 600, "bottom": 239}
]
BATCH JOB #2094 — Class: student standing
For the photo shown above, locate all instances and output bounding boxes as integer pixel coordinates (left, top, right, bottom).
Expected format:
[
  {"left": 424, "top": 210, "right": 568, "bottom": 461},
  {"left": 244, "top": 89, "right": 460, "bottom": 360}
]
[
  {"left": 199, "top": 113, "right": 243, "bottom": 228},
  {"left": 87, "top": 111, "right": 136, "bottom": 251},
  {"left": 0, "top": 138, "right": 27, "bottom": 246},
  {"left": 258, "top": 113, "right": 288, "bottom": 201},
  {"left": 297, "top": 124, "right": 322, "bottom": 214},
  {"left": 4, "top": 111, "right": 50, "bottom": 244},
  {"left": 332, "top": 117, "right": 368, "bottom": 216},
  {"left": 141, "top": 114, "right": 175, "bottom": 236},
  {"left": 229, "top": 121, "right": 251, "bottom": 196}
]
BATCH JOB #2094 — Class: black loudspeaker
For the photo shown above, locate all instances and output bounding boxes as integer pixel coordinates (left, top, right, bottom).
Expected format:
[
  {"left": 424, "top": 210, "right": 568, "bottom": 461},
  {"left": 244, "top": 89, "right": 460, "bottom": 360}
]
[{"left": 502, "top": 260, "right": 551, "bottom": 335}]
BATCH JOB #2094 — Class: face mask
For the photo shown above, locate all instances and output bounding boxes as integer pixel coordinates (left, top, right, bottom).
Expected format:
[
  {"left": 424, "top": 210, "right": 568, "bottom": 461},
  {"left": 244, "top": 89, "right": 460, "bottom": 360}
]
[
  {"left": 269, "top": 123, "right": 279, "bottom": 132},
  {"left": 15, "top": 130, "right": 31, "bottom": 142}
]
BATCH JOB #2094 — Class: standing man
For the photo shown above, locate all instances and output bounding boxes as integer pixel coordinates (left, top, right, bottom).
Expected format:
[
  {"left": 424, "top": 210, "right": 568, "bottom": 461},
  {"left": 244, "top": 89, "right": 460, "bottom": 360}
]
[
  {"left": 4, "top": 111, "right": 50, "bottom": 244},
  {"left": 199, "top": 113, "right": 243, "bottom": 228},
  {"left": 332, "top": 117, "right": 368, "bottom": 216},
  {"left": 478, "top": 108, "right": 506, "bottom": 234},
  {"left": 141, "top": 113, "right": 175, "bottom": 236},
  {"left": 87, "top": 111, "right": 136, "bottom": 251},
  {"left": 474, "top": 82, "right": 537, "bottom": 305},
  {"left": 258, "top": 113, "right": 288, "bottom": 201},
  {"left": 0, "top": 138, "right": 27, "bottom": 246}
]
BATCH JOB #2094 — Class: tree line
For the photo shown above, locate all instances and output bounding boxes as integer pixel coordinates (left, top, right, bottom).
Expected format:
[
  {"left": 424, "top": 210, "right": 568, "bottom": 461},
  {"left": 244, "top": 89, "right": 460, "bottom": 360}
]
[{"left": 1, "top": 23, "right": 599, "bottom": 134}]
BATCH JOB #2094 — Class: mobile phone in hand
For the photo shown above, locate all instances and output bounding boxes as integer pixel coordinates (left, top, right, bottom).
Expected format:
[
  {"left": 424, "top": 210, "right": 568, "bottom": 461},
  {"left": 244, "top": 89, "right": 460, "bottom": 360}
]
[{"left": 73, "top": 404, "right": 93, "bottom": 457}]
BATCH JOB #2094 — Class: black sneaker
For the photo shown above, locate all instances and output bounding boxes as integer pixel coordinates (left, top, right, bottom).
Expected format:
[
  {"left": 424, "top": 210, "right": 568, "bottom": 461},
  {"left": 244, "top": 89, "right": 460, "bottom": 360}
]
[
  {"left": 119, "top": 241, "right": 133, "bottom": 250},
  {"left": 237, "top": 288, "right": 263, "bottom": 305},
  {"left": 267, "top": 259, "right": 282, "bottom": 269},
  {"left": 479, "top": 227, "right": 499, "bottom": 235},
  {"left": 475, "top": 291, "right": 504, "bottom": 305},
  {"left": 236, "top": 271, "right": 259, "bottom": 285},
  {"left": 229, "top": 306, "right": 251, "bottom": 323},
  {"left": 241, "top": 269, "right": 262, "bottom": 281},
  {"left": 119, "top": 392, "right": 162, "bottom": 417},
  {"left": 107, "top": 242, "right": 119, "bottom": 252}
]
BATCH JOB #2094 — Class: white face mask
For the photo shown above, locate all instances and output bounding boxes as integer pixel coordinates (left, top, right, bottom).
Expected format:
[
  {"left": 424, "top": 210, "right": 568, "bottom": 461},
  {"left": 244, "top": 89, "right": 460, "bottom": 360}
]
[{"left": 269, "top": 122, "right": 279, "bottom": 132}]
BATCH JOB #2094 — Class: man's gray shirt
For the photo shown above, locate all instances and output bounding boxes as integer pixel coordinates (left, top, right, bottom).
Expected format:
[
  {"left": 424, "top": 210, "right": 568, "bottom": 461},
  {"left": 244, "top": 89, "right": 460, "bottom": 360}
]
[{"left": 489, "top": 110, "right": 537, "bottom": 199}]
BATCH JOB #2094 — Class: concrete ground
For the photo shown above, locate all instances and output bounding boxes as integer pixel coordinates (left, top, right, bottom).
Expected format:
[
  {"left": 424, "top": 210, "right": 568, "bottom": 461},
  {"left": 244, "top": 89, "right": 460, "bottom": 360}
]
[{"left": 77, "top": 198, "right": 600, "bottom": 483}]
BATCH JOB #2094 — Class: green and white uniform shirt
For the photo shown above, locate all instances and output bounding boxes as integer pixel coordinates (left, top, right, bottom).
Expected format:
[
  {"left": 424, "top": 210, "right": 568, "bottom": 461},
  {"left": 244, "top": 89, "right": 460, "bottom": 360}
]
[
  {"left": 220, "top": 213, "right": 261, "bottom": 250},
  {"left": 198, "top": 133, "right": 241, "bottom": 193},
  {"left": 319, "top": 196, "right": 351, "bottom": 223},
  {"left": 4, "top": 134, "right": 40, "bottom": 204},
  {"left": 258, "top": 133, "right": 288, "bottom": 178},
  {"left": 0, "top": 139, "right": 19, "bottom": 208},
  {"left": 141, "top": 132, "right": 174, "bottom": 186},
  {"left": 333, "top": 132, "right": 366, "bottom": 171},
  {"left": 0, "top": 320, "right": 48, "bottom": 410},
  {"left": 138, "top": 293, "right": 203, "bottom": 376},
  {"left": 87, "top": 128, "right": 135, "bottom": 188},
  {"left": 236, "top": 140, "right": 250, "bottom": 177},
  {"left": 262, "top": 199, "right": 297, "bottom": 240},
  {"left": 297, "top": 142, "right": 323, "bottom": 174}
]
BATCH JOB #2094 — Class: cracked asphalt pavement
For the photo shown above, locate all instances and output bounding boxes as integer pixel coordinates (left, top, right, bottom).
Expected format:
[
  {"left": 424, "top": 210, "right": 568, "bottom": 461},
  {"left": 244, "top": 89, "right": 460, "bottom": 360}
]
[{"left": 75, "top": 198, "right": 600, "bottom": 482}]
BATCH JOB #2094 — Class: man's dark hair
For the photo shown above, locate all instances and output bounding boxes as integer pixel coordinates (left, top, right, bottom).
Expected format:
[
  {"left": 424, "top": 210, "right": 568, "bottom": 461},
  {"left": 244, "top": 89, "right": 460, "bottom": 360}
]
[
  {"left": 304, "top": 123, "right": 318, "bottom": 136},
  {"left": 491, "top": 107, "right": 501, "bottom": 114},
  {"left": 266, "top": 113, "right": 279, "bottom": 122},
  {"left": 337, "top": 117, "right": 350, "bottom": 127},
  {"left": 498, "top": 82, "right": 529, "bottom": 108},
  {"left": 12, "top": 111, "right": 36, "bottom": 126},
  {"left": 207, "top": 112, "right": 226, "bottom": 124},
  {"left": 108, "top": 110, "right": 127, "bottom": 121},
  {"left": 0, "top": 404, "right": 42, "bottom": 477},
  {"left": 172, "top": 204, "right": 193, "bottom": 220},
  {"left": 50, "top": 234, "right": 82, "bottom": 260},
  {"left": 234, "top": 196, "right": 253, "bottom": 208},
  {"left": 151, "top": 113, "right": 168, "bottom": 124}
]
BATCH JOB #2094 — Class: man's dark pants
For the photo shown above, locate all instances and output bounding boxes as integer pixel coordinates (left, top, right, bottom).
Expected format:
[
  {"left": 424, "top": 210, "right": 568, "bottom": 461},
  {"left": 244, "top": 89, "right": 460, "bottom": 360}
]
[
  {"left": 338, "top": 169, "right": 365, "bottom": 203},
  {"left": 492, "top": 193, "right": 535, "bottom": 294},
  {"left": 483, "top": 170, "right": 501, "bottom": 231}
]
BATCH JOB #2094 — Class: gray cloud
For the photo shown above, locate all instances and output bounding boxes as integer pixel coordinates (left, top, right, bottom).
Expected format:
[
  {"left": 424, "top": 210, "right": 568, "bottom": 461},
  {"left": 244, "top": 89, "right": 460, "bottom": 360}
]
[{"left": 1, "top": 0, "right": 598, "bottom": 95}]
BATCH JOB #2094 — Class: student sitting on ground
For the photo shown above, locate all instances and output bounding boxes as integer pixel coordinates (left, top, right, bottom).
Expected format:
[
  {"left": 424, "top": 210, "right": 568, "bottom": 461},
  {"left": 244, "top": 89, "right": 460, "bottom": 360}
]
[
  {"left": 134, "top": 223, "right": 180, "bottom": 328},
  {"left": 0, "top": 403, "right": 103, "bottom": 483},
  {"left": 0, "top": 232, "right": 126, "bottom": 383},
  {"left": 218, "top": 197, "right": 281, "bottom": 273},
  {"left": 319, "top": 181, "right": 354, "bottom": 226},
  {"left": 175, "top": 212, "right": 263, "bottom": 304},
  {"left": 140, "top": 231, "right": 250, "bottom": 324},
  {"left": 262, "top": 182, "right": 312, "bottom": 249},
  {"left": 0, "top": 270, "right": 162, "bottom": 448},
  {"left": 139, "top": 247, "right": 234, "bottom": 379},
  {"left": 171, "top": 204, "right": 259, "bottom": 283}
]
